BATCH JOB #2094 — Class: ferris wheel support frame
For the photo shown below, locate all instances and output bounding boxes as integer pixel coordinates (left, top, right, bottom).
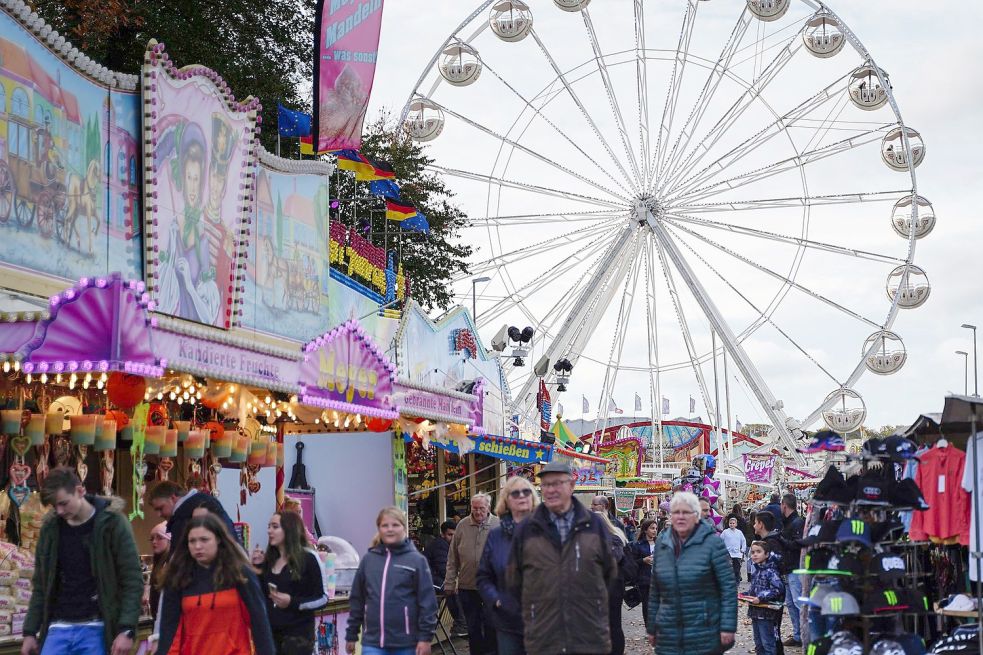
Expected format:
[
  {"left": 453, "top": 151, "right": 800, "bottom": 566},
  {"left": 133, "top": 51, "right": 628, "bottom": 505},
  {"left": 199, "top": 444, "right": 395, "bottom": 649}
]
[{"left": 645, "top": 204, "right": 806, "bottom": 466}]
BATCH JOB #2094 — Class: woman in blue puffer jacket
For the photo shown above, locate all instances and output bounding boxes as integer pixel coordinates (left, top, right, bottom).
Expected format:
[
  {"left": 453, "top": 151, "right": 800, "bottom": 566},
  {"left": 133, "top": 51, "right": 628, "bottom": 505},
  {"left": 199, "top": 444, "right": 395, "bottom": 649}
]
[
  {"left": 346, "top": 508, "right": 438, "bottom": 655},
  {"left": 477, "top": 477, "right": 538, "bottom": 655}
]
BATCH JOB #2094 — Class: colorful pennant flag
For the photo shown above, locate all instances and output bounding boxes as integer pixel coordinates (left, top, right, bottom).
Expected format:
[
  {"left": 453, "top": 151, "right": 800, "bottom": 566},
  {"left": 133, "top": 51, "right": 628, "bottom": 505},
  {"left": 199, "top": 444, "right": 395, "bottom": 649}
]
[
  {"left": 689, "top": 396, "right": 696, "bottom": 415},
  {"left": 608, "top": 397, "right": 623, "bottom": 415},
  {"left": 538, "top": 379, "right": 551, "bottom": 433},
  {"left": 582, "top": 395, "right": 589, "bottom": 414},
  {"left": 661, "top": 396, "right": 670, "bottom": 416},
  {"left": 277, "top": 104, "right": 312, "bottom": 138},
  {"left": 634, "top": 393, "right": 642, "bottom": 413}
]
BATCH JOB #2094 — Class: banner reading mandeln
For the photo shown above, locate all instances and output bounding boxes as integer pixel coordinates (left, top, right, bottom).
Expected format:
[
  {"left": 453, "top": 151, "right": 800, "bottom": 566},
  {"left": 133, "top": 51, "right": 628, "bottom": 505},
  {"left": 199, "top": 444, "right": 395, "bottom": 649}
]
[
  {"left": 743, "top": 454, "right": 778, "bottom": 484},
  {"left": 313, "top": 0, "right": 385, "bottom": 152}
]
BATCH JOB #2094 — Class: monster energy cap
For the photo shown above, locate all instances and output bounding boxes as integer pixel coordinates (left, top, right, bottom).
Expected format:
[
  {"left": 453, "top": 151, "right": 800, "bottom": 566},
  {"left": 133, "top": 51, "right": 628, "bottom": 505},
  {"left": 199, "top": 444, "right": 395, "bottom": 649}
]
[
  {"left": 799, "top": 581, "right": 838, "bottom": 607},
  {"left": 821, "top": 591, "right": 861, "bottom": 616},
  {"left": 905, "top": 588, "right": 931, "bottom": 615},
  {"left": 799, "top": 519, "right": 843, "bottom": 546},
  {"left": 835, "top": 518, "right": 872, "bottom": 547},
  {"left": 862, "top": 585, "right": 911, "bottom": 614},
  {"left": 794, "top": 548, "right": 861, "bottom": 576}
]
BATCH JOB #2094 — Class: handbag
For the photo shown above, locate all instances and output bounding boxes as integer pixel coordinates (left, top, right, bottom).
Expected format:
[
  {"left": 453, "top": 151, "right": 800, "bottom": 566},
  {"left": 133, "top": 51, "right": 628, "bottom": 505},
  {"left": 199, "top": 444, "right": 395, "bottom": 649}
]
[{"left": 624, "top": 585, "right": 643, "bottom": 609}]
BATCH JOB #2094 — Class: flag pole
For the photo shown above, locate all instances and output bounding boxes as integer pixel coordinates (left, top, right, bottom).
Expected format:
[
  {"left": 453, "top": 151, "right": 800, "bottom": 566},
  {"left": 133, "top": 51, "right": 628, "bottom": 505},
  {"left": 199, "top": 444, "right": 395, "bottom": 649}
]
[{"left": 277, "top": 132, "right": 281, "bottom": 158}]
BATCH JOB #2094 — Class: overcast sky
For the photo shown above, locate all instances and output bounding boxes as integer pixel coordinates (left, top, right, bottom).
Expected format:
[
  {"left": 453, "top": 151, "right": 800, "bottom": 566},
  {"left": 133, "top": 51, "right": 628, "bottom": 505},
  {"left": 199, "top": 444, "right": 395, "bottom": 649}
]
[{"left": 363, "top": 0, "right": 983, "bottom": 433}]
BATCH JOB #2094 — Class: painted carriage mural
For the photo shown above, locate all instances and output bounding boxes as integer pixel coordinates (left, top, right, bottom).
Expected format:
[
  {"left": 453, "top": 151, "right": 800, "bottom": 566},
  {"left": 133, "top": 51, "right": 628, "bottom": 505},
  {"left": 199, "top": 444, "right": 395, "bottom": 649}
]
[{"left": 0, "top": 11, "right": 141, "bottom": 282}]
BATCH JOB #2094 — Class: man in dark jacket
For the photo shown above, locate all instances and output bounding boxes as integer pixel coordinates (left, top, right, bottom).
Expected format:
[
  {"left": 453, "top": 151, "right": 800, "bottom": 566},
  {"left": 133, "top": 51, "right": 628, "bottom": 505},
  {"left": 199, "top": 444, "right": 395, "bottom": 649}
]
[
  {"left": 764, "top": 494, "right": 784, "bottom": 525},
  {"left": 426, "top": 520, "right": 466, "bottom": 636},
  {"left": 148, "top": 479, "right": 237, "bottom": 548},
  {"left": 779, "top": 494, "right": 805, "bottom": 646},
  {"left": 507, "top": 461, "right": 616, "bottom": 655},
  {"left": 23, "top": 467, "right": 143, "bottom": 655}
]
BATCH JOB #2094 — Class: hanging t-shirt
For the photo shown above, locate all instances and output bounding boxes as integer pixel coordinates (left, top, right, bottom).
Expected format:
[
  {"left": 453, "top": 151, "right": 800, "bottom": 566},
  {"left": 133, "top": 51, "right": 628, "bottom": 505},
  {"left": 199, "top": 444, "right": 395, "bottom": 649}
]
[
  {"left": 961, "top": 433, "right": 983, "bottom": 581},
  {"left": 909, "top": 444, "right": 970, "bottom": 545}
]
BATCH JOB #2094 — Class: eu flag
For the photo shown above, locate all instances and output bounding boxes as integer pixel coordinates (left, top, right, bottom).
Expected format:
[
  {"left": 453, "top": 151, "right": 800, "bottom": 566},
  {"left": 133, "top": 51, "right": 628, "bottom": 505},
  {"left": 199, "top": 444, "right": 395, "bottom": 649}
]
[
  {"left": 369, "top": 179, "right": 400, "bottom": 198},
  {"left": 402, "top": 213, "right": 430, "bottom": 234},
  {"left": 277, "top": 104, "right": 312, "bottom": 138}
]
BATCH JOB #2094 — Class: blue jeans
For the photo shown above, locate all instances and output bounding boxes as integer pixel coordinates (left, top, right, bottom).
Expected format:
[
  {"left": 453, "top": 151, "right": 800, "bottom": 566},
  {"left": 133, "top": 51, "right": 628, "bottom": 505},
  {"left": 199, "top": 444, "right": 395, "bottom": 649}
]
[
  {"left": 497, "top": 631, "right": 526, "bottom": 655},
  {"left": 752, "top": 618, "right": 778, "bottom": 655},
  {"left": 362, "top": 647, "right": 416, "bottom": 655},
  {"left": 785, "top": 574, "right": 803, "bottom": 641},
  {"left": 41, "top": 623, "right": 106, "bottom": 655}
]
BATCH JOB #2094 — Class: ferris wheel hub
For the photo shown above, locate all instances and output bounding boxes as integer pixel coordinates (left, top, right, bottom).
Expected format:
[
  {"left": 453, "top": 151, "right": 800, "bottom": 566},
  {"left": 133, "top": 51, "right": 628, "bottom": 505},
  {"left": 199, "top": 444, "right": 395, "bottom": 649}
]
[{"left": 634, "top": 195, "right": 665, "bottom": 228}]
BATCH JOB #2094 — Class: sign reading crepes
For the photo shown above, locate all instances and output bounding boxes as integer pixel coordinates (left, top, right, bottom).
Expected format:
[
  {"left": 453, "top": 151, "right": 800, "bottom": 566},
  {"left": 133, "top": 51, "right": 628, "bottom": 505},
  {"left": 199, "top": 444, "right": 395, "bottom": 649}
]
[{"left": 743, "top": 454, "right": 778, "bottom": 484}]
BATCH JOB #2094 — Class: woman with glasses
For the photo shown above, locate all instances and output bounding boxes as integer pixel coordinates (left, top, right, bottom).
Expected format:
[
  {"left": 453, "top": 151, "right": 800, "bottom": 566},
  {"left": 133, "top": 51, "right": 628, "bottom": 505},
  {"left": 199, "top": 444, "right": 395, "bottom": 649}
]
[
  {"left": 645, "top": 492, "right": 737, "bottom": 655},
  {"left": 477, "top": 477, "right": 538, "bottom": 655}
]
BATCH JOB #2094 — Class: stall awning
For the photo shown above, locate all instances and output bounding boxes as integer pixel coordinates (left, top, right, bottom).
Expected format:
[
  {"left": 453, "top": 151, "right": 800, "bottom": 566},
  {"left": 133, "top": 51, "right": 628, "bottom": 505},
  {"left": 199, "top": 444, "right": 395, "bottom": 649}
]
[{"left": 0, "top": 274, "right": 161, "bottom": 376}]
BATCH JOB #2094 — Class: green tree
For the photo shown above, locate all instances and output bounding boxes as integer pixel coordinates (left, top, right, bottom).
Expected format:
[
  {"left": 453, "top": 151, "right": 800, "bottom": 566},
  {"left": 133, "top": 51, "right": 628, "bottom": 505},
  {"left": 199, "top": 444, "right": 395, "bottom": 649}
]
[
  {"left": 31, "top": 0, "right": 313, "bottom": 152},
  {"left": 332, "top": 114, "right": 472, "bottom": 311}
]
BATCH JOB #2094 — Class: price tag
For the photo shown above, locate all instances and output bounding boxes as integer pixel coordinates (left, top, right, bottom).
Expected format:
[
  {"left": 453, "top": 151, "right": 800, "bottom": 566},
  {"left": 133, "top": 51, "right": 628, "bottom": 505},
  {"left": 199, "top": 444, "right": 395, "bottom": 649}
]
[{"left": 938, "top": 475, "right": 946, "bottom": 494}]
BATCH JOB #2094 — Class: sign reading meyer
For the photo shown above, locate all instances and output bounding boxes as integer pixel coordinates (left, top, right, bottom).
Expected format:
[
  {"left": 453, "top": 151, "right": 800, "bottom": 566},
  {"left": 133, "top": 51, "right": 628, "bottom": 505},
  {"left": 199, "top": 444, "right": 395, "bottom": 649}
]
[{"left": 299, "top": 319, "right": 397, "bottom": 417}]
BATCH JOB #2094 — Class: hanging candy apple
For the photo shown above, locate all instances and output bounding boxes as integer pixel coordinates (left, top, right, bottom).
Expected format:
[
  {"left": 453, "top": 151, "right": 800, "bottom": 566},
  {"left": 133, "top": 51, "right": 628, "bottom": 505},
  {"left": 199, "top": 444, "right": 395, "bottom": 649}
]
[
  {"left": 148, "top": 403, "right": 168, "bottom": 427},
  {"left": 104, "top": 409, "right": 129, "bottom": 430},
  {"left": 106, "top": 373, "right": 146, "bottom": 409}
]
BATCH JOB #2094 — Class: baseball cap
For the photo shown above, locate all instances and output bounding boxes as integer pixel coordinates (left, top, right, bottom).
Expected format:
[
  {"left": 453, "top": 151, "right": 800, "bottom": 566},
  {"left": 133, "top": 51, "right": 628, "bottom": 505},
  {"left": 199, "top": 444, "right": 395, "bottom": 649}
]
[
  {"left": 905, "top": 588, "right": 931, "bottom": 615},
  {"left": 871, "top": 520, "right": 906, "bottom": 543},
  {"left": 536, "top": 461, "right": 573, "bottom": 477},
  {"left": 799, "top": 581, "right": 839, "bottom": 607},
  {"left": 889, "top": 479, "right": 930, "bottom": 510},
  {"left": 854, "top": 474, "right": 892, "bottom": 505},
  {"left": 821, "top": 591, "right": 861, "bottom": 616},
  {"left": 862, "top": 585, "right": 911, "bottom": 614},
  {"left": 882, "top": 435, "right": 920, "bottom": 461},
  {"left": 930, "top": 632, "right": 980, "bottom": 655},
  {"left": 871, "top": 551, "right": 907, "bottom": 582},
  {"left": 799, "top": 431, "right": 846, "bottom": 454},
  {"left": 794, "top": 548, "right": 861, "bottom": 576},
  {"left": 872, "top": 640, "right": 908, "bottom": 655},
  {"left": 799, "top": 519, "right": 843, "bottom": 546},
  {"left": 814, "top": 467, "right": 853, "bottom": 504},
  {"left": 836, "top": 518, "right": 872, "bottom": 547},
  {"left": 862, "top": 437, "right": 888, "bottom": 459},
  {"left": 829, "top": 631, "right": 864, "bottom": 655}
]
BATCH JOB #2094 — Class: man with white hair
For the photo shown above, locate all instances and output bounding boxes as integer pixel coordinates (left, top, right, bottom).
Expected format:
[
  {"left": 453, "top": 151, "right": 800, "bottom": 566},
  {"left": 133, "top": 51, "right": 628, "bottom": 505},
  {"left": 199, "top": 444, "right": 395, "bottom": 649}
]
[{"left": 446, "top": 492, "right": 500, "bottom": 655}]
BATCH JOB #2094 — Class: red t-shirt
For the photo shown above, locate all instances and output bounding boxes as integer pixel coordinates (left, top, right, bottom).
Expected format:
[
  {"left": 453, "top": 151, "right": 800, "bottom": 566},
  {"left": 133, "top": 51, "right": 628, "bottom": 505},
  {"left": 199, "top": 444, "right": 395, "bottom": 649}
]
[{"left": 909, "top": 445, "right": 970, "bottom": 545}]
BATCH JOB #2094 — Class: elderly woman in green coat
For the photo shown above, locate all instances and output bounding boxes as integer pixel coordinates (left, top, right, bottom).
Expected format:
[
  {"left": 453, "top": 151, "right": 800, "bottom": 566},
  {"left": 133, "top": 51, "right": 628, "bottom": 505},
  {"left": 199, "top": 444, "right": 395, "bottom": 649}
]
[{"left": 646, "top": 491, "right": 737, "bottom": 655}]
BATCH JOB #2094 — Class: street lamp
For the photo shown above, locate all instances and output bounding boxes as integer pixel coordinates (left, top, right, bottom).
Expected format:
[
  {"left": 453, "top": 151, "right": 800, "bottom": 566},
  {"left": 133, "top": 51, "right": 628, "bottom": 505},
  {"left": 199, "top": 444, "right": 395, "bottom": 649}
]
[
  {"left": 962, "top": 324, "right": 978, "bottom": 396},
  {"left": 957, "top": 350, "right": 969, "bottom": 396},
  {"left": 471, "top": 276, "right": 491, "bottom": 322}
]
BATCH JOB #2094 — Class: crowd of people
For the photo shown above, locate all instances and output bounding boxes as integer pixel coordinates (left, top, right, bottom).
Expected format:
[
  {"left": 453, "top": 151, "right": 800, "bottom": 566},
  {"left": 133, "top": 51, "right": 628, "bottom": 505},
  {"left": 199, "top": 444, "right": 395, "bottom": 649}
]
[{"left": 16, "top": 464, "right": 809, "bottom": 655}]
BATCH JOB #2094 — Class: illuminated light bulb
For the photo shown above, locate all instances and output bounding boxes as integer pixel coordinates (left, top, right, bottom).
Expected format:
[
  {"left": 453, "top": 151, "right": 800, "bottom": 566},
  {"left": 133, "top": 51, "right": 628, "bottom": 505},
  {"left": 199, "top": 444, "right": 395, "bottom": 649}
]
[
  {"left": 196, "top": 391, "right": 202, "bottom": 400},
  {"left": 25, "top": 374, "right": 32, "bottom": 384},
  {"left": 55, "top": 373, "right": 63, "bottom": 384},
  {"left": 343, "top": 416, "right": 350, "bottom": 428},
  {"left": 145, "top": 392, "right": 151, "bottom": 400},
  {"left": 229, "top": 385, "right": 237, "bottom": 393},
  {"left": 265, "top": 395, "right": 271, "bottom": 404},
  {"left": 169, "top": 392, "right": 176, "bottom": 401},
  {"left": 12, "top": 362, "right": 19, "bottom": 372},
  {"left": 100, "top": 373, "right": 108, "bottom": 382},
  {"left": 355, "top": 414, "right": 361, "bottom": 423},
  {"left": 2, "top": 362, "right": 9, "bottom": 373},
  {"left": 176, "top": 397, "right": 183, "bottom": 405},
  {"left": 314, "top": 418, "right": 320, "bottom": 424},
  {"left": 82, "top": 378, "right": 90, "bottom": 389},
  {"left": 96, "top": 379, "right": 104, "bottom": 389},
  {"left": 69, "top": 378, "right": 76, "bottom": 390},
  {"left": 84, "top": 373, "right": 92, "bottom": 383},
  {"left": 157, "top": 392, "right": 164, "bottom": 400},
  {"left": 40, "top": 373, "right": 48, "bottom": 384},
  {"left": 188, "top": 396, "right": 195, "bottom": 404},
  {"left": 265, "top": 410, "right": 271, "bottom": 417},
  {"left": 289, "top": 395, "right": 298, "bottom": 404}
]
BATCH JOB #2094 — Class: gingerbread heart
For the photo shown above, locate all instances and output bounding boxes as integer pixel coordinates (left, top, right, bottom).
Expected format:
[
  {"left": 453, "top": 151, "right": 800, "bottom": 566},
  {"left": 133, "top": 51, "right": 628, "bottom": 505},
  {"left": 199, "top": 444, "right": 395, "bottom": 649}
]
[
  {"left": 8, "top": 485, "right": 28, "bottom": 507},
  {"left": 247, "top": 480, "right": 261, "bottom": 494},
  {"left": 9, "top": 462, "right": 30, "bottom": 487},
  {"left": 9, "top": 436, "right": 30, "bottom": 458},
  {"left": 76, "top": 462, "right": 88, "bottom": 483}
]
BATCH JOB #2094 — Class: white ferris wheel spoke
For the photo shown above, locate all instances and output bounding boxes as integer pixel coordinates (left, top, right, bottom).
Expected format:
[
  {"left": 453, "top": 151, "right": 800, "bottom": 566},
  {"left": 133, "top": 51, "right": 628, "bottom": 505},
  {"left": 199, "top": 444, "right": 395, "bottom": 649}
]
[
  {"left": 650, "top": 0, "right": 701, "bottom": 186},
  {"left": 581, "top": 8, "right": 644, "bottom": 188},
  {"left": 529, "top": 29, "right": 641, "bottom": 194},
  {"left": 455, "top": 217, "right": 625, "bottom": 279},
  {"left": 642, "top": 237, "right": 664, "bottom": 459},
  {"left": 670, "top": 126, "right": 895, "bottom": 205},
  {"left": 469, "top": 209, "right": 626, "bottom": 226},
  {"left": 665, "top": 210, "right": 906, "bottom": 265},
  {"left": 634, "top": 0, "right": 651, "bottom": 187},
  {"left": 672, "top": 190, "right": 906, "bottom": 216},
  {"left": 667, "top": 223, "right": 842, "bottom": 386},
  {"left": 427, "top": 164, "right": 625, "bottom": 209},
  {"left": 479, "top": 58, "right": 637, "bottom": 197},
  {"left": 421, "top": 97, "right": 632, "bottom": 203},
  {"left": 665, "top": 72, "right": 854, "bottom": 197},
  {"left": 659, "top": 34, "right": 805, "bottom": 195},
  {"left": 653, "top": 8, "right": 752, "bottom": 194},
  {"left": 662, "top": 218, "right": 883, "bottom": 330}
]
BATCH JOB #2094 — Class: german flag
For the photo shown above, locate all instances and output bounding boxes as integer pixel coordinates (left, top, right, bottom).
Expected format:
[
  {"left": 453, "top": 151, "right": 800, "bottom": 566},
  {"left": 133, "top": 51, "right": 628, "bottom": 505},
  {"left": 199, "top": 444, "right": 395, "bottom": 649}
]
[
  {"left": 385, "top": 194, "right": 417, "bottom": 221},
  {"left": 299, "top": 135, "right": 331, "bottom": 156},
  {"left": 335, "top": 149, "right": 375, "bottom": 179},
  {"left": 363, "top": 156, "right": 395, "bottom": 181}
]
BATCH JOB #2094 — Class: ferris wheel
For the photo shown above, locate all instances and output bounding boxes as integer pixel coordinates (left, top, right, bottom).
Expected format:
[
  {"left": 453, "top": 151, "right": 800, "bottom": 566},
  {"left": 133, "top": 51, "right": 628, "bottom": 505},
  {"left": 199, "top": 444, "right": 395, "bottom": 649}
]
[{"left": 398, "top": 0, "right": 931, "bottom": 465}]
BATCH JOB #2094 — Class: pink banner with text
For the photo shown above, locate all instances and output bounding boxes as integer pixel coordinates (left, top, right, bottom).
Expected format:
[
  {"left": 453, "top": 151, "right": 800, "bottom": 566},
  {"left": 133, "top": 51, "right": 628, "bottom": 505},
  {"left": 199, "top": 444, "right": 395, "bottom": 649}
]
[
  {"left": 313, "top": 0, "right": 385, "bottom": 152},
  {"left": 743, "top": 454, "right": 778, "bottom": 484}
]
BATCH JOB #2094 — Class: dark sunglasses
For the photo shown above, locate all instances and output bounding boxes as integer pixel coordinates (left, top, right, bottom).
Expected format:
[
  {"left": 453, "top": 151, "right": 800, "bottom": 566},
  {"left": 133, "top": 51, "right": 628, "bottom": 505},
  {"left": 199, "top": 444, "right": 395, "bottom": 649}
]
[{"left": 509, "top": 488, "right": 533, "bottom": 499}]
